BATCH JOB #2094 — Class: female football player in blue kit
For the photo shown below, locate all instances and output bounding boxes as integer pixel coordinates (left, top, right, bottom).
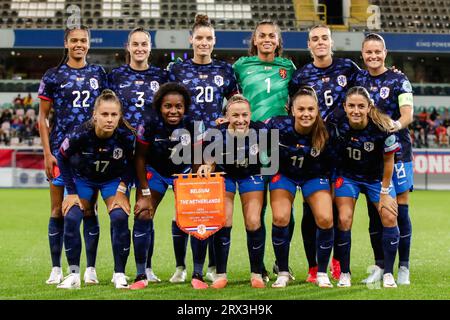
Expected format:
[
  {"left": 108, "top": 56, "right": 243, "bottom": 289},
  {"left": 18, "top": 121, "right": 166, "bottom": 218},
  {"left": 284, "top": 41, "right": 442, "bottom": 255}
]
[
  {"left": 356, "top": 33, "right": 414, "bottom": 286},
  {"left": 266, "top": 86, "right": 334, "bottom": 288},
  {"left": 332, "top": 86, "right": 400, "bottom": 288},
  {"left": 56, "top": 90, "right": 135, "bottom": 289},
  {"left": 38, "top": 25, "right": 107, "bottom": 285},
  {"left": 197, "top": 94, "right": 268, "bottom": 289},
  {"left": 168, "top": 14, "right": 238, "bottom": 285},
  {"left": 132, "top": 82, "right": 204, "bottom": 289},
  {"left": 109, "top": 27, "right": 169, "bottom": 283}
]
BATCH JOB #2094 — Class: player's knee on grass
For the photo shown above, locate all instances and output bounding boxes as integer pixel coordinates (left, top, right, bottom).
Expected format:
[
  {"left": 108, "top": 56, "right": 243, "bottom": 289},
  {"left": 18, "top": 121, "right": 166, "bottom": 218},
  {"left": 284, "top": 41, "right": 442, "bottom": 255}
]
[
  {"left": 272, "top": 214, "right": 290, "bottom": 228},
  {"left": 338, "top": 214, "right": 352, "bottom": 231},
  {"left": 315, "top": 214, "right": 333, "bottom": 230},
  {"left": 380, "top": 210, "right": 397, "bottom": 227}
]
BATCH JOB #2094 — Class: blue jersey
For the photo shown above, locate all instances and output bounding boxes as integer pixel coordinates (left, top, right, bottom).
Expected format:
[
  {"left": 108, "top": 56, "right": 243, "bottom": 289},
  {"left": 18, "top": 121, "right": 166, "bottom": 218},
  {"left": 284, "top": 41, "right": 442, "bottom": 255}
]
[
  {"left": 329, "top": 118, "right": 400, "bottom": 182},
  {"left": 289, "top": 58, "right": 360, "bottom": 124},
  {"left": 38, "top": 64, "right": 108, "bottom": 155},
  {"left": 169, "top": 59, "right": 238, "bottom": 129},
  {"left": 108, "top": 64, "right": 168, "bottom": 130},
  {"left": 56, "top": 122, "right": 136, "bottom": 194},
  {"left": 355, "top": 69, "right": 414, "bottom": 162},
  {"left": 265, "top": 116, "right": 330, "bottom": 181},
  {"left": 211, "top": 121, "right": 267, "bottom": 179},
  {"left": 137, "top": 114, "right": 201, "bottom": 177}
]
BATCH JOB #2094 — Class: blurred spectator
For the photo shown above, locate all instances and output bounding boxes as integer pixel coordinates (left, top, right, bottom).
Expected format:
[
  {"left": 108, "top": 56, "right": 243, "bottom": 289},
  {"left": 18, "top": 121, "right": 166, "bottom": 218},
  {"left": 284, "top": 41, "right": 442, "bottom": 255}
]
[
  {"left": 0, "top": 120, "right": 10, "bottom": 145},
  {"left": 13, "top": 94, "right": 23, "bottom": 108},
  {"left": 23, "top": 93, "right": 33, "bottom": 109},
  {"left": 435, "top": 123, "right": 448, "bottom": 147}
]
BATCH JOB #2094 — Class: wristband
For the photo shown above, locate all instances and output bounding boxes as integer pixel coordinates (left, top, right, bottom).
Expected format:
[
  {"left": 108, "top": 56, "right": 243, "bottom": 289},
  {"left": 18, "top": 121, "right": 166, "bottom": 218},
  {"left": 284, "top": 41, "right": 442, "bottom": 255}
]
[
  {"left": 117, "top": 185, "right": 127, "bottom": 194},
  {"left": 380, "top": 187, "right": 390, "bottom": 195},
  {"left": 141, "top": 188, "right": 151, "bottom": 196}
]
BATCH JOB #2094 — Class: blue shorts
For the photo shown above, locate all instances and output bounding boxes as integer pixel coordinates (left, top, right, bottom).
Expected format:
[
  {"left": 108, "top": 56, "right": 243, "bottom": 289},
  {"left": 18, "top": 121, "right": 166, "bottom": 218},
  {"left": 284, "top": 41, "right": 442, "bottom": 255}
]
[
  {"left": 50, "top": 175, "right": 65, "bottom": 187},
  {"left": 269, "top": 173, "right": 330, "bottom": 198},
  {"left": 225, "top": 175, "right": 265, "bottom": 194},
  {"left": 146, "top": 166, "right": 175, "bottom": 195},
  {"left": 75, "top": 177, "right": 124, "bottom": 201},
  {"left": 334, "top": 176, "right": 396, "bottom": 203},
  {"left": 392, "top": 161, "right": 414, "bottom": 194}
]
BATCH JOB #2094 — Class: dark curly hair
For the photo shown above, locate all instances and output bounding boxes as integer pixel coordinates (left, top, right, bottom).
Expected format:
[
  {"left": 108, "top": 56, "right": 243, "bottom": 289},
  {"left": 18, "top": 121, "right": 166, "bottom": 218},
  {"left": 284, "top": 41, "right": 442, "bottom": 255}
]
[{"left": 152, "top": 82, "right": 191, "bottom": 115}]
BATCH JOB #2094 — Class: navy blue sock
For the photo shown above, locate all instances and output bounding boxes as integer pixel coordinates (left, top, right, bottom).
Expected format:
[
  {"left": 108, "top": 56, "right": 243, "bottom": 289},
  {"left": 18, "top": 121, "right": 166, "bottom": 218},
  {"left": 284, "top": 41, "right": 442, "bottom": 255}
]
[
  {"left": 336, "top": 229, "right": 351, "bottom": 273},
  {"left": 382, "top": 226, "right": 400, "bottom": 274},
  {"left": 213, "top": 227, "right": 231, "bottom": 274},
  {"left": 246, "top": 227, "right": 264, "bottom": 274},
  {"left": 83, "top": 215, "right": 99, "bottom": 268},
  {"left": 260, "top": 202, "right": 267, "bottom": 271},
  {"left": 64, "top": 206, "right": 83, "bottom": 267},
  {"left": 332, "top": 203, "right": 340, "bottom": 260},
  {"left": 398, "top": 204, "right": 412, "bottom": 268},
  {"left": 288, "top": 206, "right": 295, "bottom": 243},
  {"left": 133, "top": 218, "right": 152, "bottom": 276},
  {"left": 368, "top": 199, "right": 384, "bottom": 268},
  {"left": 190, "top": 236, "right": 208, "bottom": 277},
  {"left": 316, "top": 227, "right": 334, "bottom": 273},
  {"left": 48, "top": 217, "right": 64, "bottom": 267},
  {"left": 302, "top": 202, "right": 317, "bottom": 268},
  {"left": 272, "top": 224, "right": 290, "bottom": 273},
  {"left": 146, "top": 228, "right": 155, "bottom": 269},
  {"left": 110, "top": 208, "right": 130, "bottom": 273},
  {"left": 172, "top": 221, "right": 188, "bottom": 268},
  {"left": 207, "top": 236, "right": 216, "bottom": 268}
]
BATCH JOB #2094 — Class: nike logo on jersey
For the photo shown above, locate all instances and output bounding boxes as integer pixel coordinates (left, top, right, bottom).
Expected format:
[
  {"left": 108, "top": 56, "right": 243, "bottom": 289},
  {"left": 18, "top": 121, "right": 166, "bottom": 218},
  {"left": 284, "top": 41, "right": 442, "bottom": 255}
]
[
  {"left": 82, "top": 152, "right": 94, "bottom": 155},
  {"left": 182, "top": 79, "right": 192, "bottom": 84},
  {"left": 397, "top": 181, "right": 407, "bottom": 185},
  {"left": 246, "top": 70, "right": 256, "bottom": 75},
  {"left": 119, "top": 84, "right": 130, "bottom": 88},
  {"left": 60, "top": 83, "right": 70, "bottom": 88},
  {"left": 154, "top": 138, "right": 167, "bottom": 142}
]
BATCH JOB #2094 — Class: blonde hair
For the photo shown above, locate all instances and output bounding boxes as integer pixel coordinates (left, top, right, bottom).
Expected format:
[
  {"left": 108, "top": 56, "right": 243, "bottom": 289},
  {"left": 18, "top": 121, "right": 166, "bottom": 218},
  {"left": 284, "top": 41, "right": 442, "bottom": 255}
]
[
  {"left": 224, "top": 94, "right": 250, "bottom": 114},
  {"left": 291, "top": 86, "right": 328, "bottom": 152},
  {"left": 345, "top": 86, "right": 393, "bottom": 132}
]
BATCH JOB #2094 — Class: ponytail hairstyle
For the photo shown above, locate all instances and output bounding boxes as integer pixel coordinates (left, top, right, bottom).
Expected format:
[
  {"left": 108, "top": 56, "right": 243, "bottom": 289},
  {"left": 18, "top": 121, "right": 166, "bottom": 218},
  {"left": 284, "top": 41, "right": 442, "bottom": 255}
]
[
  {"left": 223, "top": 94, "right": 251, "bottom": 115},
  {"left": 92, "top": 89, "right": 136, "bottom": 135},
  {"left": 362, "top": 32, "right": 386, "bottom": 50},
  {"left": 57, "top": 25, "right": 90, "bottom": 69},
  {"left": 249, "top": 20, "right": 283, "bottom": 57},
  {"left": 192, "top": 13, "right": 214, "bottom": 34},
  {"left": 126, "top": 27, "right": 152, "bottom": 65},
  {"left": 290, "top": 86, "right": 328, "bottom": 152},
  {"left": 345, "top": 86, "right": 393, "bottom": 132}
]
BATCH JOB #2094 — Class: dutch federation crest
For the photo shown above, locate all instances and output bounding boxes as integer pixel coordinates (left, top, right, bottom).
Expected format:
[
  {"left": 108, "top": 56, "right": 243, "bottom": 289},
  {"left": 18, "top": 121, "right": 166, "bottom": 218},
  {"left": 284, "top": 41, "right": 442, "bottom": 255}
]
[
  {"left": 279, "top": 68, "right": 287, "bottom": 79},
  {"left": 249, "top": 144, "right": 259, "bottom": 156},
  {"left": 180, "top": 134, "right": 191, "bottom": 146},
  {"left": 113, "top": 148, "right": 123, "bottom": 159},
  {"left": 214, "top": 75, "right": 224, "bottom": 87},
  {"left": 364, "top": 142, "right": 374, "bottom": 152},
  {"left": 90, "top": 78, "right": 99, "bottom": 90},
  {"left": 150, "top": 81, "right": 160, "bottom": 92},
  {"left": 337, "top": 75, "right": 347, "bottom": 87},
  {"left": 380, "top": 87, "right": 390, "bottom": 99},
  {"left": 310, "top": 147, "right": 320, "bottom": 157}
]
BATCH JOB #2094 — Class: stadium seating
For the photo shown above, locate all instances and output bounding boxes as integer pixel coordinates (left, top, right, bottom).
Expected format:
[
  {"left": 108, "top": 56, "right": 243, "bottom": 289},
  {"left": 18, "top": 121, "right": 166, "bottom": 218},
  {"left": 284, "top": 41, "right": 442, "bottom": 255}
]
[{"left": 0, "top": 0, "right": 448, "bottom": 33}]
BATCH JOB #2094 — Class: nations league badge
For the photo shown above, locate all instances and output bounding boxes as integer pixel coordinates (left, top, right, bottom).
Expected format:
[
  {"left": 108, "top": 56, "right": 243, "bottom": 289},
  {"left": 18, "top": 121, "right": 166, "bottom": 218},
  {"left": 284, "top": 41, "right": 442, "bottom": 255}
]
[
  {"left": 337, "top": 75, "right": 347, "bottom": 87},
  {"left": 90, "top": 78, "right": 99, "bottom": 90},
  {"left": 310, "top": 147, "right": 320, "bottom": 157},
  {"left": 113, "top": 147, "right": 123, "bottom": 159},
  {"left": 214, "top": 75, "right": 224, "bottom": 87},
  {"left": 150, "top": 81, "right": 160, "bottom": 92},
  {"left": 364, "top": 142, "right": 374, "bottom": 152},
  {"left": 380, "top": 87, "right": 390, "bottom": 99},
  {"left": 180, "top": 134, "right": 191, "bottom": 146},
  {"left": 249, "top": 144, "right": 259, "bottom": 156}
]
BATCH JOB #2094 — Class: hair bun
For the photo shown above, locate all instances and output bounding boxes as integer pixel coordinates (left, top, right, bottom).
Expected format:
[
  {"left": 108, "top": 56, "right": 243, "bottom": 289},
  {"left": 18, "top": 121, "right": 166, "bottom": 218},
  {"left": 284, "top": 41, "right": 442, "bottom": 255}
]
[{"left": 194, "top": 13, "right": 210, "bottom": 25}]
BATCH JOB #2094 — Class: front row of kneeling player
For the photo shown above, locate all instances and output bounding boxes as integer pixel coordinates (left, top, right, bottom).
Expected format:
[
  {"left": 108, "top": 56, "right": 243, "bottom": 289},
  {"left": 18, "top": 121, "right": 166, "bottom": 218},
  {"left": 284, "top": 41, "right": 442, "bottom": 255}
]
[{"left": 53, "top": 83, "right": 402, "bottom": 289}]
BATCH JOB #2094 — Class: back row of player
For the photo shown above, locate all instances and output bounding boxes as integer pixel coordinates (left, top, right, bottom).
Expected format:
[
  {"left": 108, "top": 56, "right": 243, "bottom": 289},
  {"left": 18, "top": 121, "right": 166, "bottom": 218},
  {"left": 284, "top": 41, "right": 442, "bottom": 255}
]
[{"left": 38, "top": 15, "right": 413, "bottom": 289}]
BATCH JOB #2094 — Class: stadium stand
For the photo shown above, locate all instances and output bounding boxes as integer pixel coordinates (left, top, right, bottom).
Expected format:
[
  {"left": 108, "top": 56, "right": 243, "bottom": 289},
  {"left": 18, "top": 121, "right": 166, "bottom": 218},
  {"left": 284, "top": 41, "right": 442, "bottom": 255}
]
[{"left": 0, "top": 0, "right": 449, "bottom": 33}]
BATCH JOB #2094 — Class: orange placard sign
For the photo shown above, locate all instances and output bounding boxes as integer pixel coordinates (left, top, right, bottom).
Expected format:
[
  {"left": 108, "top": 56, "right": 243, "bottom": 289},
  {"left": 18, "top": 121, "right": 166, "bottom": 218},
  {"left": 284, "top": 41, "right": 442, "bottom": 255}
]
[{"left": 174, "top": 173, "right": 226, "bottom": 240}]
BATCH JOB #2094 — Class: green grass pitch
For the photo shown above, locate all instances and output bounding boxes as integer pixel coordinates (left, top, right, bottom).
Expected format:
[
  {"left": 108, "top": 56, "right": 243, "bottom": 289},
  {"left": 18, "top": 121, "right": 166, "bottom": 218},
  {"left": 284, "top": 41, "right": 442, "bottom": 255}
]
[{"left": 0, "top": 189, "right": 449, "bottom": 300}]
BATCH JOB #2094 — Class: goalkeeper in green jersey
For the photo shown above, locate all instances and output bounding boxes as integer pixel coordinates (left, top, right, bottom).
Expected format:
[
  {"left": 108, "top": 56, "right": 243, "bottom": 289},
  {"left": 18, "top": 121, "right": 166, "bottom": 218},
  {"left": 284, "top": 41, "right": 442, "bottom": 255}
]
[{"left": 232, "top": 20, "right": 296, "bottom": 283}]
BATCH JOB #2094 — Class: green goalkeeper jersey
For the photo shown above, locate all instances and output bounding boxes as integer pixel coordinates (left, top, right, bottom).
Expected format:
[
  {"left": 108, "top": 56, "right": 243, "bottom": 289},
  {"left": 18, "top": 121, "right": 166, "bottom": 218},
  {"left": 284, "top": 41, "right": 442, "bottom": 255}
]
[{"left": 233, "top": 56, "right": 296, "bottom": 121}]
